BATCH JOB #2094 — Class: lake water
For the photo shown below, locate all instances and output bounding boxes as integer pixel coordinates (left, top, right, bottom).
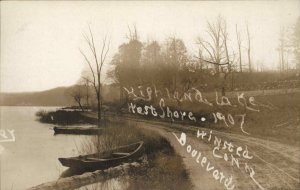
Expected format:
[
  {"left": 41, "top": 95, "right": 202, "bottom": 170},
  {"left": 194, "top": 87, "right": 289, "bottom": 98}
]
[{"left": 0, "top": 106, "right": 90, "bottom": 190}]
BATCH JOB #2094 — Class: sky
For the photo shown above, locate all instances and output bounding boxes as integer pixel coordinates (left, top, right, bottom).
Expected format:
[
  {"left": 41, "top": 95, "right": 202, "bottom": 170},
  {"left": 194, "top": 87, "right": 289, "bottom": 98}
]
[{"left": 1, "top": 1, "right": 299, "bottom": 92}]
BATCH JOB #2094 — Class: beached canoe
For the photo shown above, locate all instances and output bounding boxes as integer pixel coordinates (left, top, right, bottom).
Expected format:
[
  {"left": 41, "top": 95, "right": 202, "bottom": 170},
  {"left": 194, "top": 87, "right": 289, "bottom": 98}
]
[{"left": 58, "top": 141, "right": 144, "bottom": 170}]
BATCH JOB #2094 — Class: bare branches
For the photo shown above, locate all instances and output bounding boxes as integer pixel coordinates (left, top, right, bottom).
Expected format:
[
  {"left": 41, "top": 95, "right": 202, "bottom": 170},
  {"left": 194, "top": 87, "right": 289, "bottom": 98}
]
[
  {"left": 220, "top": 19, "right": 230, "bottom": 65},
  {"left": 100, "top": 35, "right": 111, "bottom": 73},
  {"left": 69, "top": 85, "right": 84, "bottom": 111},
  {"left": 236, "top": 24, "right": 242, "bottom": 72},
  {"left": 196, "top": 38, "right": 215, "bottom": 61},
  {"left": 80, "top": 49, "right": 97, "bottom": 88},
  {"left": 194, "top": 55, "right": 229, "bottom": 65},
  {"left": 197, "top": 16, "right": 232, "bottom": 74},
  {"left": 81, "top": 76, "right": 93, "bottom": 85},
  {"left": 79, "top": 26, "right": 110, "bottom": 123},
  {"left": 126, "top": 24, "right": 138, "bottom": 41}
]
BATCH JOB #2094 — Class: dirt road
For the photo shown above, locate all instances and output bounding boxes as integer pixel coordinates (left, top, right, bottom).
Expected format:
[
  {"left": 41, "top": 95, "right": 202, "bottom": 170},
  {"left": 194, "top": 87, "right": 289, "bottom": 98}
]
[{"left": 125, "top": 118, "right": 300, "bottom": 190}]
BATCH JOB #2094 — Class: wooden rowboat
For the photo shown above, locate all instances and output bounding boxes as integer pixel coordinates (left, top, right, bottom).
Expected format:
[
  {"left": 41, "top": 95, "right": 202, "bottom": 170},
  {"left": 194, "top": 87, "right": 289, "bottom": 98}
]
[{"left": 58, "top": 141, "right": 144, "bottom": 171}]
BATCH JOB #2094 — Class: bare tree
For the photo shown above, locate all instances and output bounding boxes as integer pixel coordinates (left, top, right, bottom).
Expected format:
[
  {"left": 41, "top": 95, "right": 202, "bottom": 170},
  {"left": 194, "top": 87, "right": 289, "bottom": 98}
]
[
  {"left": 236, "top": 24, "right": 243, "bottom": 72},
  {"left": 246, "top": 22, "right": 252, "bottom": 72},
  {"left": 80, "top": 26, "right": 110, "bottom": 126},
  {"left": 277, "top": 26, "right": 289, "bottom": 72},
  {"left": 220, "top": 21, "right": 229, "bottom": 63},
  {"left": 196, "top": 16, "right": 233, "bottom": 95},
  {"left": 197, "top": 16, "right": 228, "bottom": 74},
  {"left": 69, "top": 85, "right": 84, "bottom": 111},
  {"left": 220, "top": 19, "right": 234, "bottom": 96}
]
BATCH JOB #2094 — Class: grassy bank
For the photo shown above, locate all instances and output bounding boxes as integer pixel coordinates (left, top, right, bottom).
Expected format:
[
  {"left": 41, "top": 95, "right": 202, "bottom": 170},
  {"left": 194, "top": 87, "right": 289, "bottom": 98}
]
[
  {"left": 122, "top": 92, "right": 300, "bottom": 146},
  {"left": 75, "top": 122, "right": 193, "bottom": 190}
]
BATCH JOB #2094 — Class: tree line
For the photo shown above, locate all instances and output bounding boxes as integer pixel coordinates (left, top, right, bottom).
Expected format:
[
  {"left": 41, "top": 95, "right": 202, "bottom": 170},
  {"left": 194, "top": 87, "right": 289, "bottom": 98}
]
[{"left": 70, "top": 16, "right": 300, "bottom": 124}]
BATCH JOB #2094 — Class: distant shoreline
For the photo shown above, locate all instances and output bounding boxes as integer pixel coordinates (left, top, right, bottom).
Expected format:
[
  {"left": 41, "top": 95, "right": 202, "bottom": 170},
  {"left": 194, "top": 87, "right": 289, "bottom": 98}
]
[
  {"left": 1, "top": 87, "right": 299, "bottom": 107},
  {"left": 0, "top": 105, "right": 66, "bottom": 107}
]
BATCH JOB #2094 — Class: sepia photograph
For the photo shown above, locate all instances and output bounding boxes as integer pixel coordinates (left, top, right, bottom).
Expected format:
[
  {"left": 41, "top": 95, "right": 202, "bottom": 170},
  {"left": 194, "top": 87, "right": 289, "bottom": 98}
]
[{"left": 0, "top": 1, "right": 300, "bottom": 189}]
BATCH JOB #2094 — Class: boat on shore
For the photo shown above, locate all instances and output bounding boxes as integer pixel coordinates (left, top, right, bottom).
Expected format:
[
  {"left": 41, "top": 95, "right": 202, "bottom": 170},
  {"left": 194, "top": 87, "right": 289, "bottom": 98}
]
[
  {"left": 53, "top": 126, "right": 103, "bottom": 135},
  {"left": 58, "top": 141, "right": 144, "bottom": 171}
]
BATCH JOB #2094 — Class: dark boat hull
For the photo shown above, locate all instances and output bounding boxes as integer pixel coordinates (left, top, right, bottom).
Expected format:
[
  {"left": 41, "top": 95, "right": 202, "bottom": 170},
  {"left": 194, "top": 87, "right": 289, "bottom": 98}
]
[
  {"left": 59, "top": 156, "right": 135, "bottom": 170},
  {"left": 54, "top": 126, "right": 103, "bottom": 135},
  {"left": 58, "top": 141, "right": 144, "bottom": 170}
]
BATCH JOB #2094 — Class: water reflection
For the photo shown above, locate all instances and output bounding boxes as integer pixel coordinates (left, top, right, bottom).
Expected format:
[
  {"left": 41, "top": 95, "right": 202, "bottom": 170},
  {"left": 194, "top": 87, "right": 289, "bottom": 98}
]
[{"left": 0, "top": 106, "right": 91, "bottom": 189}]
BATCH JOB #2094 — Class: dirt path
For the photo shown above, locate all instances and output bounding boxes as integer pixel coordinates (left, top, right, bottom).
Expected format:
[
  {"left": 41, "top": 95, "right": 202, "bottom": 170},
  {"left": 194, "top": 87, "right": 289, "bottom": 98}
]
[
  {"left": 125, "top": 118, "right": 300, "bottom": 190},
  {"left": 138, "top": 124, "right": 229, "bottom": 190}
]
